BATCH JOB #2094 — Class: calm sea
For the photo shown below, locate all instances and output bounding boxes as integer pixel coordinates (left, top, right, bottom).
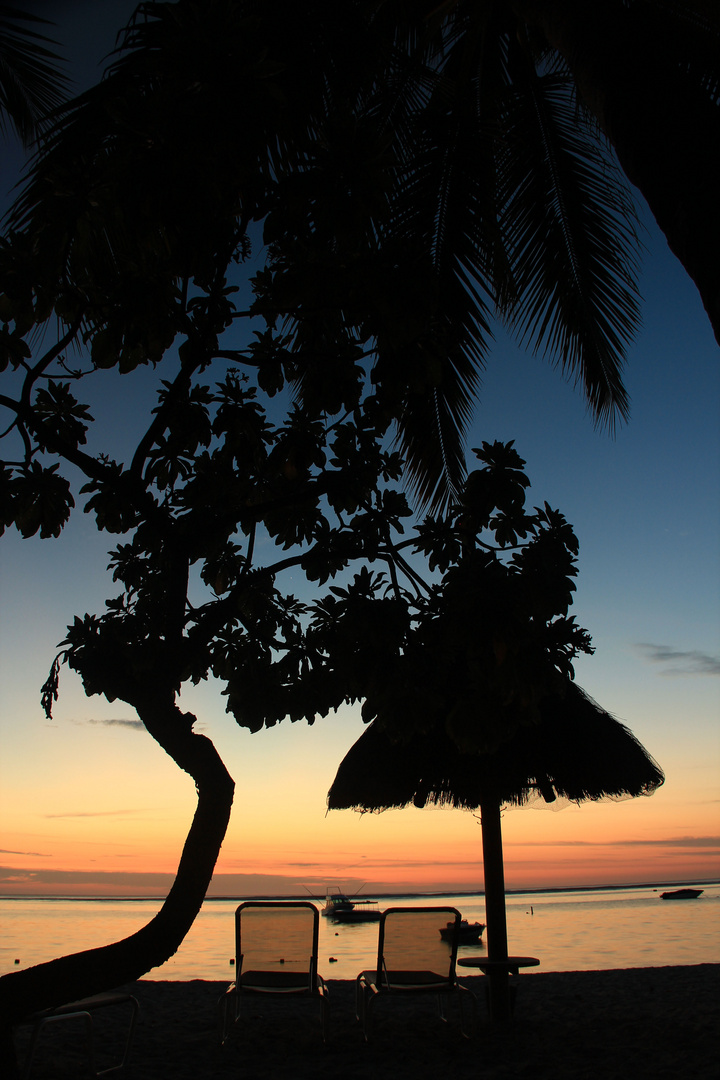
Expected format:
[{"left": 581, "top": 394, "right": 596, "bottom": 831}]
[{"left": 1, "top": 884, "right": 718, "bottom": 982}]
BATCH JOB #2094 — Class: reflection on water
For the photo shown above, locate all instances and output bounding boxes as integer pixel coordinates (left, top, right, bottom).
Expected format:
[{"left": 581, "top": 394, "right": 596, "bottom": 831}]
[{"left": 1, "top": 884, "right": 718, "bottom": 982}]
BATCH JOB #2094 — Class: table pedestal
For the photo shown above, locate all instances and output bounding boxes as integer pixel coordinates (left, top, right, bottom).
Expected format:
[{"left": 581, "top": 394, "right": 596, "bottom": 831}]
[{"left": 457, "top": 956, "right": 540, "bottom": 1020}]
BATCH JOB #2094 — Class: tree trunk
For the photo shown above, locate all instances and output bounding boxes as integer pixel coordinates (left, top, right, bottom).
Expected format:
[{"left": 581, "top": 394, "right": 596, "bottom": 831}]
[
  {"left": 512, "top": 0, "right": 720, "bottom": 345},
  {"left": 0, "top": 694, "right": 234, "bottom": 1071}
]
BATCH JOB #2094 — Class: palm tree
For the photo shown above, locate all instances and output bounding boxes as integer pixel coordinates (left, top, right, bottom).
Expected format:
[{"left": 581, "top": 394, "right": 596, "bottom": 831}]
[
  {"left": 266, "top": 0, "right": 720, "bottom": 502},
  {"left": 364, "top": 1, "right": 644, "bottom": 506},
  {"left": 0, "top": 4, "right": 68, "bottom": 145},
  {"left": 510, "top": 0, "right": 720, "bottom": 345},
  {"left": 6, "top": 0, "right": 644, "bottom": 511},
  {"left": 7, "top": 2, "right": 718, "bottom": 508}
]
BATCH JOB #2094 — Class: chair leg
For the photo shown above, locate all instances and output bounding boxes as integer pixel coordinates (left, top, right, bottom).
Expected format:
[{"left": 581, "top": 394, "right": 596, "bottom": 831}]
[
  {"left": 361, "top": 985, "right": 381, "bottom": 1042},
  {"left": 96, "top": 997, "right": 139, "bottom": 1076},
  {"left": 218, "top": 987, "right": 239, "bottom": 1046},
  {"left": 23, "top": 996, "right": 139, "bottom": 1080},
  {"left": 319, "top": 992, "right": 328, "bottom": 1043},
  {"left": 23, "top": 1011, "right": 95, "bottom": 1080},
  {"left": 457, "top": 984, "right": 477, "bottom": 1038},
  {"left": 355, "top": 977, "right": 369, "bottom": 1039}
]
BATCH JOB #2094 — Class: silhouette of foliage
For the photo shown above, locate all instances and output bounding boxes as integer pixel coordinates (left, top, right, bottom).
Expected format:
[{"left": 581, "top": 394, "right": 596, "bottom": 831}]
[
  {"left": 1, "top": 0, "right": 710, "bottom": 1056},
  {"left": 6, "top": 0, "right": 657, "bottom": 514},
  {"left": 306, "top": 440, "right": 594, "bottom": 757}
]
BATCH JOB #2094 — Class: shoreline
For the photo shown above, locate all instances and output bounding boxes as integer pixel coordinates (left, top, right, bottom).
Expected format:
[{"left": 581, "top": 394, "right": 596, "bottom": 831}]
[
  {"left": 14, "top": 964, "right": 720, "bottom": 1079},
  {"left": 3, "top": 878, "right": 717, "bottom": 902}
]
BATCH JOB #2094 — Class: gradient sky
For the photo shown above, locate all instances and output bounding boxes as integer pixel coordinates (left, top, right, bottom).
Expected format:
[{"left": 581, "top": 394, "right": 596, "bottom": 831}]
[{"left": 1, "top": 1, "right": 718, "bottom": 898}]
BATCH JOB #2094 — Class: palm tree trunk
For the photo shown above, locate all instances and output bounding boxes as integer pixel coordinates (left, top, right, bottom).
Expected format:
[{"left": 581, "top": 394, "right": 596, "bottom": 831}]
[
  {"left": 0, "top": 694, "right": 234, "bottom": 1073},
  {"left": 512, "top": 0, "right": 720, "bottom": 344}
]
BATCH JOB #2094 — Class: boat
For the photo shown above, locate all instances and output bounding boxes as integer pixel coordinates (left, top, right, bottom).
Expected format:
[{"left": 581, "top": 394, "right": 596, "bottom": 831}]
[
  {"left": 659, "top": 888, "right": 704, "bottom": 900},
  {"left": 321, "top": 888, "right": 381, "bottom": 923},
  {"left": 439, "top": 919, "right": 485, "bottom": 943}
]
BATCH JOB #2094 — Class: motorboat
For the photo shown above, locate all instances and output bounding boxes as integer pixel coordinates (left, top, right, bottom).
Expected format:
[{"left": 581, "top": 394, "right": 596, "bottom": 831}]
[
  {"left": 439, "top": 918, "right": 485, "bottom": 943},
  {"left": 659, "top": 888, "right": 704, "bottom": 900},
  {"left": 321, "top": 888, "right": 381, "bottom": 923}
]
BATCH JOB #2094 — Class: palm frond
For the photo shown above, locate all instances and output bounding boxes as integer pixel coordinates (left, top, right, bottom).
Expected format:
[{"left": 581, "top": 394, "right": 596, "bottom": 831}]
[
  {"left": 376, "top": 6, "right": 516, "bottom": 509},
  {"left": 0, "top": 4, "right": 69, "bottom": 144},
  {"left": 497, "top": 61, "right": 642, "bottom": 428}
]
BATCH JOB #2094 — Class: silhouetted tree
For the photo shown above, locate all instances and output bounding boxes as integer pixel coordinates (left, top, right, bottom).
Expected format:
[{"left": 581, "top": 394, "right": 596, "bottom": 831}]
[
  {"left": 0, "top": 5, "right": 409, "bottom": 1041},
  {"left": 16, "top": 1, "right": 717, "bottom": 510},
  {"left": 0, "top": 0, "right": 695, "bottom": 1060},
  {"left": 0, "top": 224, "right": 408, "bottom": 1064},
  {"left": 9, "top": 0, "right": 649, "bottom": 511},
  {"left": 315, "top": 441, "right": 663, "bottom": 1021}
]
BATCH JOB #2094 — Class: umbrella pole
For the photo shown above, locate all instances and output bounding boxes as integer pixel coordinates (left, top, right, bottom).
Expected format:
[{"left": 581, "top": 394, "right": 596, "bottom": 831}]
[{"left": 480, "top": 799, "right": 511, "bottom": 1022}]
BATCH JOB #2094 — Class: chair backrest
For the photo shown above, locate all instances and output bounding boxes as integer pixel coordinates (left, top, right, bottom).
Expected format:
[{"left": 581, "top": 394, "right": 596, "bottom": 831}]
[
  {"left": 235, "top": 901, "right": 319, "bottom": 983},
  {"left": 374, "top": 907, "right": 461, "bottom": 984}
]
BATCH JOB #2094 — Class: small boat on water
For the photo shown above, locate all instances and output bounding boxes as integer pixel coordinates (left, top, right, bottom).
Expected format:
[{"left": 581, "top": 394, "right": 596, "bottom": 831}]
[
  {"left": 659, "top": 888, "right": 704, "bottom": 900},
  {"left": 321, "top": 888, "right": 381, "bottom": 923},
  {"left": 439, "top": 919, "right": 485, "bottom": 943}
]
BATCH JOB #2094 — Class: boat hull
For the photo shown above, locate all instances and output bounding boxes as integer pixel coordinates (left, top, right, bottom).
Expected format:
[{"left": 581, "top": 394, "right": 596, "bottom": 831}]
[
  {"left": 329, "top": 909, "right": 382, "bottom": 923},
  {"left": 659, "top": 888, "right": 703, "bottom": 900},
  {"left": 439, "top": 921, "right": 485, "bottom": 943}
]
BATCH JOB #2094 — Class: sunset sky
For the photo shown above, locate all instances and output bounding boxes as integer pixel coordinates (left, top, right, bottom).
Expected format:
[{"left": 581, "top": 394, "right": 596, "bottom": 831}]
[{"left": 1, "top": 1, "right": 718, "bottom": 899}]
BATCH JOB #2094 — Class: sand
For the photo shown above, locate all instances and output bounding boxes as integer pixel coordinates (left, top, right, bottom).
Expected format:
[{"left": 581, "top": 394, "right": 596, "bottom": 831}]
[{"left": 14, "top": 964, "right": 719, "bottom": 1079}]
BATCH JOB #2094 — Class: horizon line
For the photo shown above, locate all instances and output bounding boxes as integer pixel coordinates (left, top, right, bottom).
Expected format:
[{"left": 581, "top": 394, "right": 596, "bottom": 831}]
[{"left": 2, "top": 878, "right": 717, "bottom": 902}]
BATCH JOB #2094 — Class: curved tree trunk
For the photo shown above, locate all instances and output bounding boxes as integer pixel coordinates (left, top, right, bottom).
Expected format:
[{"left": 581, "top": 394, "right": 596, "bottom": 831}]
[
  {"left": 513, "top": 0, "right": 720, "bottom": 345},
  {"left": 0, "top": 694, "right": 234, "bottom": 1071}
]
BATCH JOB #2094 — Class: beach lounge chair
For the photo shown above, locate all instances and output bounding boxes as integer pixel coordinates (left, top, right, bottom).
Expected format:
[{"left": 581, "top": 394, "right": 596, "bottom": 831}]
[
  {"left": 219, "top": 901, "right": 328, "bottom": 1043},
  {"left": 356, "top": 906, "right": 476, "bottom": 1040},
  {"left": 19, "top": 990, "right": 139, "bottom": 1078}
]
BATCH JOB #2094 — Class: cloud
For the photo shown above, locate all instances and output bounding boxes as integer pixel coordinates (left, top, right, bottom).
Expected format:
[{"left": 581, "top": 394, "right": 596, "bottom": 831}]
[
  {"left": 0, "top": 867, "right": 331, "bottom": 897},
  {"left": 515, "top": 836, "right": 720, "bottom": 849},
  {"left": 636, "top": 643, "right": 720, "bottom": 676},
  {"left": 0, "top": 866, "right": 174, "bottom": 887},
  {"left": 44, "top": 809, "right": 150, "bottom": 819},
  {"left": 81, "top": 718, "right": 145, "bottom": 730},
  {"left": 0, "top": 848, "right": 50, "bottom": 857}
]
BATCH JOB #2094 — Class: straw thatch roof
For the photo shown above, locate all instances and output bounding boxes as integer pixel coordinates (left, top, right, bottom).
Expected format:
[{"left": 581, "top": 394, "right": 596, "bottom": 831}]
[{"left": 327, "top": 681, "right": 664, "bottom": 812}]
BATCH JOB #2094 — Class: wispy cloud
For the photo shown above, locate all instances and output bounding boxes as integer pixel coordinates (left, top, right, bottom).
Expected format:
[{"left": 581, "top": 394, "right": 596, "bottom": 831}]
[
  {"left": 636, "top": 643, "right": 720, "bottom": 676},
  {"left": 75, "top": 718, "right": 145, "bottom": 730},
  {"left": 515, "top": 836, "right": 720, "bottom": 849},
  {"left": 44, "top": 809, "right": 150, "bottom": 819},
  {"left": 0, "top": 848, "right": 50, "bottom": 857},
  {"left": 0, "top": 867, "right": 174, "bottom": 887}
]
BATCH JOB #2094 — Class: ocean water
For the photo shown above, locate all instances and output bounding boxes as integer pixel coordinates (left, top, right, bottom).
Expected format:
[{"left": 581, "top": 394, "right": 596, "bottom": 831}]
[{"left": 1, "top": 883, "right": 718, "bottom": 983}]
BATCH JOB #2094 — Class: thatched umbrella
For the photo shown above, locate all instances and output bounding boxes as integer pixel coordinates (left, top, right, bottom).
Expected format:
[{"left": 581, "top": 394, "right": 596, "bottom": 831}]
[{"left": 328, "top": 679, "right": 664, "bottom": 1020}]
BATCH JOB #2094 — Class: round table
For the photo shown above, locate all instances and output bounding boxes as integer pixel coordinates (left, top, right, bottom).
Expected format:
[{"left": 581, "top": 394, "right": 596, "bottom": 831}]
[{"left": 457, "top": 955, "right": 539, "bottom": 975}]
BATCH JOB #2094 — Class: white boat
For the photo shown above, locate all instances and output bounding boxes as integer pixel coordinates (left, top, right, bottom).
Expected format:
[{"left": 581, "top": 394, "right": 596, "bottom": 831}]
[{"left": 321, "top": 888, "right": 381, "bottom": 922}]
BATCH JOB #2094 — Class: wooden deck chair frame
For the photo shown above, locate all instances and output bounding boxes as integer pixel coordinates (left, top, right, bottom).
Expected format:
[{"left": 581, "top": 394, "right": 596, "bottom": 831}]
[
  {"left": 219, "top": 900, "right": 328, "bottom": 1043},
  {"left": 356, "top": 906, "right": 476, "bottom": 1040},
  {"left": 19, "top": 991, "right": 139, "bottom": 1079}
]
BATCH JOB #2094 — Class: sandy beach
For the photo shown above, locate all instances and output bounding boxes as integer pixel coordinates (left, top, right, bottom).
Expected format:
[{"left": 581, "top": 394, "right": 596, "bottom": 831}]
[{"left": 14, "top": 964, "right": 719, "bottom": 1079}]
